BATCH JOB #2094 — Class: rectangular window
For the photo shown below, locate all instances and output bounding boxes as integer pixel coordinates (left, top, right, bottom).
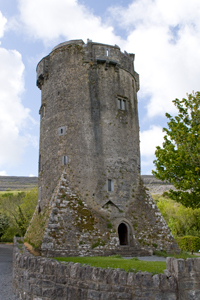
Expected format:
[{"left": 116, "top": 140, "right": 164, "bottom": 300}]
[
  {"left": 108, "top": 179, "right": 114, "bottom": 192},
  {"left": 118, "top": 99, "right": 122, "bottom": 109},
  {"left": 118, "top": 98, "right": 126, "bottom": 110},
  {"left": 122, "top": 100, "right": 126, "bottom": 110}
]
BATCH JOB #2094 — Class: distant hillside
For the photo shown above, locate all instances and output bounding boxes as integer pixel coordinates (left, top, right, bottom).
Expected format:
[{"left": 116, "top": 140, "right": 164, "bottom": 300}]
[
  {"left": 0, "top": 176, "right": 38, "bottom": 191},
  {"left": 142, "top": 175, "right": 175, "bottom": 195},
  {"left": 0, "top": 175, "right": 174, "bottom": 194}
]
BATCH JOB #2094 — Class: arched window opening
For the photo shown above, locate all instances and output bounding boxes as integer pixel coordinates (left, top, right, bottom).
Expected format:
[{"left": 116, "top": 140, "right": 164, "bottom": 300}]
[{"left": 118, "top": 223, "right": 128, "bottom": 245}]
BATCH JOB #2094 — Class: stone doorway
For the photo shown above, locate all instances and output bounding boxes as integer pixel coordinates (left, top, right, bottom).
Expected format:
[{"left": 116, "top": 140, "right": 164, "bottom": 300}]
[{"left": 118, "top": 223, "right": 129, "bottom": 245}]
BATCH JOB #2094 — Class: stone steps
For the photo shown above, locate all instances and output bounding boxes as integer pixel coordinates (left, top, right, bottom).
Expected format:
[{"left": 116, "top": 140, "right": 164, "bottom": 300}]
[{"left": 114, "top": 246, "right": 150, "bottom": 257}]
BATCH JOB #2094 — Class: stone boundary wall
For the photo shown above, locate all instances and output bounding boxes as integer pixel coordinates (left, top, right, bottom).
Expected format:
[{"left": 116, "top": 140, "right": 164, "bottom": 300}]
[{"left": 13, "top": 239, "right": 200, "bottom": 300}]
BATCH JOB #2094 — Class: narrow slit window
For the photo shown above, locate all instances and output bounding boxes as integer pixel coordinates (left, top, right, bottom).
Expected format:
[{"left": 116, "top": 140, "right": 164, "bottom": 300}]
[
  {"left": 108, "top": 179, "right": 114, "bottom": 192},
  {"left": 38, "top": 187, "right": 41, "bottom": 202},
  {"left": 58, "top": 127, "right": 65, "bottom": 136},
  {"left": 62, "top": 155, "right": 68, "bottom": 165},
  {"left": 39, "top": 154, "right": 42, "bottom": 172},
  {"left": 105, "top": 48, "right": 110, "bottom": 56}
]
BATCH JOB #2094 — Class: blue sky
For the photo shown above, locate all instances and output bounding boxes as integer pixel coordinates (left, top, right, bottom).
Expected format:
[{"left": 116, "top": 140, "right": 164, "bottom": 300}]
[{"left": 0, "top": 0, "right": 200, "bottom": 177}]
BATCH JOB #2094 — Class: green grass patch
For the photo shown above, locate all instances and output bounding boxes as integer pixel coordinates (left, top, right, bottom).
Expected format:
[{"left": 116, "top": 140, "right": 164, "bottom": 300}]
[
  {"left": 0, "top": 190, "right": 24, "bottom": 195},
  {"left": 54, "top": 256, "right": 166, "bottom": 274},
  {"left": 153, "top": 250, "right": 198, "bottom": 259}
]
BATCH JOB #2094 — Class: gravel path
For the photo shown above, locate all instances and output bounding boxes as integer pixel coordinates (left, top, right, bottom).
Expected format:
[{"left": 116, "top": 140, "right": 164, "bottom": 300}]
[
  {"left": 0, "top": 244, "right": 19, "bottom": 300},
  {"left": 137, "top": 255, "right": 166, "bottom": 261},
  {"left": 123, "top": 255, "right": 166, "bottom": 261}
]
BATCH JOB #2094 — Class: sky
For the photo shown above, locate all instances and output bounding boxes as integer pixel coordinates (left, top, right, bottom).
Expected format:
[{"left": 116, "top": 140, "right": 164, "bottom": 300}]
[{"left": 0, "top": 0, "right": 200, "bottom": 177}]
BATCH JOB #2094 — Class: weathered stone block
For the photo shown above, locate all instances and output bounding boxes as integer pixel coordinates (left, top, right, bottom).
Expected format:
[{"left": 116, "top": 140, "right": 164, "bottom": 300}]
[
  {"left": 166, "top": 257, "right": 176, "bottom": 273},
  {"left": 87, "top": 290, "right": 101, "bottom": 300},
  {"left": 66, "top": 286, "right": 82, "bottom": 300},
  {"left": 142, "top": 272, "right": 153, "bottom": 288},
  {"left": 31, "top": 284, "right": 42, "bottom": 297},
  {"left": 118, "top": 270, "right": 127, "bottom": 286},
  {"left": 185, "top": 290, "right": 200, "bottom": 300},
  {"left": 191, "top": 258, "right": 200, "bottom": 273},
  {"left": 155, "top": 293, "right": 177, "bottom": 300},
  {"left": 173, "top": 258, "right": 185, "bottom": 273},
  {"left": 70, "top": 262, "right": 81, "bottom": 279},
  {"left": 127, "top": 272, "right": 135, "bottom": 286}
]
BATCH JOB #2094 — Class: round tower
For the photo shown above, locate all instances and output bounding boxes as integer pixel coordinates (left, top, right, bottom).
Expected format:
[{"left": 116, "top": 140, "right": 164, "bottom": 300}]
[
  {"left": 28, "top": 39, "right": 180, "bottom": 256},
  {"left": 37, "top": 39, "right": 140, "bottom": 212}
]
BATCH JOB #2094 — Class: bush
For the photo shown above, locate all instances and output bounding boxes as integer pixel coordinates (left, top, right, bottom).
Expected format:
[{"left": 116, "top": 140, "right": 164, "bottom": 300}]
[
  {"left": 1, "top": 226, "right": 20, "bottom": 242},
  {"left": 176, "top": 236, "right": 200, "bottom": 252}
]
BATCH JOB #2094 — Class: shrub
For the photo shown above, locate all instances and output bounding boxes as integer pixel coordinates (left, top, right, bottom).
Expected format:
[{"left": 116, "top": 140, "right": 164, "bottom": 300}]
[
  {"left": 176, "top": 236, "right": 200, "bottom": 252},
  {"left": 1, "top": 226, "right": 20, "bottom": 242}
]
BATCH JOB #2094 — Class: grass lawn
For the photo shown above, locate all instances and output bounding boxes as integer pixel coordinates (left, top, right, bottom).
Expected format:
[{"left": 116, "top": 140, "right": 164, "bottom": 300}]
[
  {"left": 0, "top": 190, "right": 24, "bottom": 195},
  {"left": 54, "top": 256, "right": 166, "bottom": 274}
]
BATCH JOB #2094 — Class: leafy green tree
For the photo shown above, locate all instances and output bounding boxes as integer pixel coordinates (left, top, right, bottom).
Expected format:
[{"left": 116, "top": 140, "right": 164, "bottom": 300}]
[
  {"left": 0, "top": 213, "right": 9, "bottom": 240},
  {"left": 154, "top": 195, "right": 200, "bottom": 237},
  {"left": 153, "top": 92, "right": 200, "bottom": 208},
  {"left": 14, "top": 206, "right": 28, "bottom": 236},
  {"left": 0, "top": 188, "right": 38, "bottom": 240}
]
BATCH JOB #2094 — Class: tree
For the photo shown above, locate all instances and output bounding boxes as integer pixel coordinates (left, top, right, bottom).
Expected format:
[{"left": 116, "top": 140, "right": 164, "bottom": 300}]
[
  {"left": 0, "top": 213, "right": 9, "bottom": 240},
  {"left": 153, "top": 92, "right": 200, "bottom": 208},
  {"left": 0, "top": 188, "right": 38, "bottom": 240}
]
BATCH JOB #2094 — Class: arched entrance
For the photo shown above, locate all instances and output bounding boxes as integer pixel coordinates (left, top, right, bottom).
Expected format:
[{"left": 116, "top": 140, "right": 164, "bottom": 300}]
[{"left": 118, "top": 223, "right": 128, "bottom": 245}]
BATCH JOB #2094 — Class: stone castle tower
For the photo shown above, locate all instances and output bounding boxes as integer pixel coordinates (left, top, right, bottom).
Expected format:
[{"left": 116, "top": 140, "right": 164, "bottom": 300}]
[{"left": 32, "top": 39, "right": 179, "bottom": 256}]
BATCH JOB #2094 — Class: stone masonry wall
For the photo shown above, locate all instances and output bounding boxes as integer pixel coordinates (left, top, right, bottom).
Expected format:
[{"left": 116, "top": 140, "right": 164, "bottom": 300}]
[
  {"left": 36, "top": 171, "right": 178, "bottom": 257},
  {"left": 13, "top": 238, "right": 200, "bottom": 300}
]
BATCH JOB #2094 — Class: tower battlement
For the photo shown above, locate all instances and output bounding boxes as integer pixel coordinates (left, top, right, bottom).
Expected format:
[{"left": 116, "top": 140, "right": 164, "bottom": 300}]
[{"left": 36, "top": 39, "right": 139, "bottom": 91}]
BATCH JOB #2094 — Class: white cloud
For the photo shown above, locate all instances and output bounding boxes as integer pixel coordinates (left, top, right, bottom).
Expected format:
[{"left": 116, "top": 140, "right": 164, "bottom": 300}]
[
  {"left": 17, "top": 0, "right": 123, "bottom": 46},
  {"left": 140, "top": 125, "right": 164, "bottom": 174},
  {"left": 140, "top": 125, "right": 164, "bottom": 157},
  {"left": 29, "top": 174, "right": 36, "bottom": 177},
  {"left": 109, "top": 0, "right": 200, "bottom": 118},
  {"left": 0, "top": 11, "right": 7, "bottom": 39},
  {"left": 0, "top": 10, "right": 32, "bottom": 170},
  {"left": 17, "top": 0, "right": 200, "bottom": 118},
  {"left": 0, "top": 46, "right": 31, "bottom": 168},
  {"left": 0, "top": 170, "right": 8, "bottom": 176}
]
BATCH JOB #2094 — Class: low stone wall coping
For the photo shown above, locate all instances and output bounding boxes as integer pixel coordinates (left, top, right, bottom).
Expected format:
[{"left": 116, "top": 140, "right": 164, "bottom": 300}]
[{"left": 13, "top": 238, "right": 200, "bottom": 300}]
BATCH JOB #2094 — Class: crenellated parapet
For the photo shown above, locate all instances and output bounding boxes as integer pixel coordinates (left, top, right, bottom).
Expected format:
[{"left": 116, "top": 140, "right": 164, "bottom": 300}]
[{"left": 36, "top": 39, "right": 139, "bottom": 91}]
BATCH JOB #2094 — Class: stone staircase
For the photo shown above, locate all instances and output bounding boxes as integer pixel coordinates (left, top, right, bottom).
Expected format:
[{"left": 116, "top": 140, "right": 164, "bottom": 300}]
[{"left": 114, "top": 245, "right": 150, "bottom": 257}]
